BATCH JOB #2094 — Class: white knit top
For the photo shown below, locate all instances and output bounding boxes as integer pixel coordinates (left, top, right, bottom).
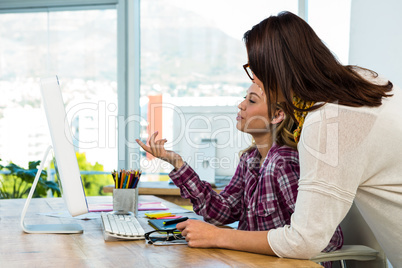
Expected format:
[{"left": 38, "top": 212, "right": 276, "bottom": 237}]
[{"left": 268, "top": 72, "right": 402, "bottom": 267}]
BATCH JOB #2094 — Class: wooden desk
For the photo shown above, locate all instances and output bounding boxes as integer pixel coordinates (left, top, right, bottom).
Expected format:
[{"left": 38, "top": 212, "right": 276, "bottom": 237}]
[
  {"left": 0, "top": 196, "right": 321, "bottom": 267},
  {"left": 103, "top": 181, "right": 224, "bottom": 207}
]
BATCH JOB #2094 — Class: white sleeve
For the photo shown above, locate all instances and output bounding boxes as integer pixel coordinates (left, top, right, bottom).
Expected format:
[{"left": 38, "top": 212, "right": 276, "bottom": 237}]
[{"left": 268, "top": 104, "right": 375, "bottom": 259}]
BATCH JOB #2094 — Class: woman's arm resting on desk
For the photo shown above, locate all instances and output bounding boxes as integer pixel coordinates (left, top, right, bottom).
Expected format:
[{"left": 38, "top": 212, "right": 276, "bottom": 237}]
[{"left": 176, "top": 219, "right": 275, "bottom": 256}]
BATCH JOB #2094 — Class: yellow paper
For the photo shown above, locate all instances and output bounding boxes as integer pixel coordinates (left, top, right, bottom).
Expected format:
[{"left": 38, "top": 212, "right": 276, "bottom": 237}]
[{"left": 145, "top": 212, "right": 173, "bottom": 218}]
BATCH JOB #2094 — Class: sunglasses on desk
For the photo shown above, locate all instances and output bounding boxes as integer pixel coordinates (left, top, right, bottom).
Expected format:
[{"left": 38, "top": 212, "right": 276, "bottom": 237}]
[{"left": 145, "top": 228, "right": 187, "bottom": 246}]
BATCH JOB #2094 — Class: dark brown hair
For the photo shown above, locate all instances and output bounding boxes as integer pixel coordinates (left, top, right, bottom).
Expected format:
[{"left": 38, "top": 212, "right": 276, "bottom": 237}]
[{"left": 243, "top": 11, "right": 393, "bottom": 119}]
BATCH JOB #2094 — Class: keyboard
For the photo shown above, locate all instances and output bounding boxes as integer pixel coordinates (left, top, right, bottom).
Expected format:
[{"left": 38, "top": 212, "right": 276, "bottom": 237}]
[{"left": 101, "top": 212, "right": 145, "bottom": 241}]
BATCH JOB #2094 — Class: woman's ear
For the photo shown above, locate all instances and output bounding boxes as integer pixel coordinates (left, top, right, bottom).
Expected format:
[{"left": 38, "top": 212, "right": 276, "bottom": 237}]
[{"left": 271, "top": 109, "right": 285, "bottom": 125}]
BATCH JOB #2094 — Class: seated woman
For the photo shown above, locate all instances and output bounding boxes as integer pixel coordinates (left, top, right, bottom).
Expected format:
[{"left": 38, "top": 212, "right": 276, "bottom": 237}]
[{"left": 136, "top": 83, "right": 343, "bottom": 267}]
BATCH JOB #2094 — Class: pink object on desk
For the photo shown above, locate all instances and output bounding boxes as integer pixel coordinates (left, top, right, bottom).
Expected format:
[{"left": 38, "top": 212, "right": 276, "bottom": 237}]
[
  {"left": 88, "top": 203, "right": 113, "bottom": 212},
  {"left": 155, "top": 216, "right": 182, "bottom": 219},
  {"left": 88, "top": 202, "right": 168, "bottom": 212}
]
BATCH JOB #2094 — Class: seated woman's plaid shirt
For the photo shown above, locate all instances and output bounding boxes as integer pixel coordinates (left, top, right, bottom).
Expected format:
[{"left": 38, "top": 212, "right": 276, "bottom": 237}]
[{"left": 169, "top": 143, "right": 343, "bottom": 254}]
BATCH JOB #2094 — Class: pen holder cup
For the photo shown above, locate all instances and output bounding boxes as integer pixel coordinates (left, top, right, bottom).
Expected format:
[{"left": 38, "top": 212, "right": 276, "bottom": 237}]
[{"left": 113, "top": 188, "right": 139, "bottom": 216}]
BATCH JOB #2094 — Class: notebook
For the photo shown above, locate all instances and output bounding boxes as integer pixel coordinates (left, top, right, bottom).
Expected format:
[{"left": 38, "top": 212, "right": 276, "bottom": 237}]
[
  {"left": 148, "top": 218, "right": 195, "bottom": 231},
  {"left": 148, "top": 219, "right": 180, "bottom": 231}
]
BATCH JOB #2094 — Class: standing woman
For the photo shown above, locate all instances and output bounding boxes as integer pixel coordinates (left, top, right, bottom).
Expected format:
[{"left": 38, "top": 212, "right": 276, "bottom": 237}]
[{"left": 176, "top": 11, "right": 402, "bottom": 267}]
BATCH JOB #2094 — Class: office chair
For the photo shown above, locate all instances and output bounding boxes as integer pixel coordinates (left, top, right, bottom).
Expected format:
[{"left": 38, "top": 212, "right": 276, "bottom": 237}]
[{"left": 310, "top": 203, "right": 388, "bottom": 268}]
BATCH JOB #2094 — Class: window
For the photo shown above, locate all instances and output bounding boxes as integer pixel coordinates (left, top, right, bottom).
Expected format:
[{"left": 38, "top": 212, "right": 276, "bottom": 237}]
[
  {"left": 0, "top": 8, "right": 117, "bottom": 195},
  {"left": 0, "top": 0, "right": 344, "bottom": 189},
  {"left": 307, "top": 0, "right": 352, "bottom": 64}
]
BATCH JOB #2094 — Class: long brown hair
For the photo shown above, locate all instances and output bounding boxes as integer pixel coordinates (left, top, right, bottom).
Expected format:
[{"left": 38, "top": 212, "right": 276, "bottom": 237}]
[
  {"left": 243, "top": 11, "right": 393, "bottom": 120},
  {"left": 274, "top": 103, "right": 297, "bottom": 149}
]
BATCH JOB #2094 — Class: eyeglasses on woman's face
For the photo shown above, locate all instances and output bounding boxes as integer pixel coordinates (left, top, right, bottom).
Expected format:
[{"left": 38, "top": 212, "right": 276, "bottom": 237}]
[{"left": 243, "top": 63, "right": 254, "bottom": 81}]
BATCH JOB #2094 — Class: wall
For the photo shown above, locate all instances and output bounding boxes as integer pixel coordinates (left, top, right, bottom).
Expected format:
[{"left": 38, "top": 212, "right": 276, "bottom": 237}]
[{"left": 349, "top": 0, "right": 402, "bottom": 87}]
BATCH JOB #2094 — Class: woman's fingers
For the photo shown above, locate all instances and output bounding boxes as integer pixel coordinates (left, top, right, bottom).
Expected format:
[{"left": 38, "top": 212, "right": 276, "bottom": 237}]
[
  {"left": 176, "top": 220, "right": 188, "bottom": 234},
  {"left": 135, "top": 139, "right": 151, "bottom": 154},
  {"left": 175, "top": 220, "right": 220, "bottom": 248},
  {"left": 155, "top": 139, "right": 167, "bottom": 156},
  {"left": 148, "top": 131, "right": 158, "bottom": 156},
  {"left": 161, "top": 140, "right": 168, "bottom": 156},
  {"left": 136, "top": 131, "right": 169, "bottom": 158}
]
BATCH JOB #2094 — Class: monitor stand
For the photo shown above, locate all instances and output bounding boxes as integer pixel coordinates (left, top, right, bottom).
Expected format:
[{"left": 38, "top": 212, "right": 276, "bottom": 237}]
[{"left": 20, "top": 145, "right": 83, "bottom": 234}]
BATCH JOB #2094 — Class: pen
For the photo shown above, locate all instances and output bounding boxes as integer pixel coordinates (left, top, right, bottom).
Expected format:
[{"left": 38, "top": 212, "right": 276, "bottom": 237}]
[
  {"left": 114, "top": 172, "right": 118, "bottom": 189},
  {"left": 133, "top": 171, "right": 141, "bottom": 188},
  {"left": 123, "top": 174, "right": 129, "bottom": 188},
  {"left": 119, "top": 169, "right": 125, "bottom": 188},
  {"left": 163, "top": 217, "right": 188, "bottom": 225},
  {"left": 128, "top": 172, "right": 133, "bottom": 188}
]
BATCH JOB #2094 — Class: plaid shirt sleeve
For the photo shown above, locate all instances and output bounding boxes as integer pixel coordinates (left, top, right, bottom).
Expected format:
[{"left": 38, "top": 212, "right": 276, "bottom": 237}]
[{"left": 169, "top": 154, "right": 249, "bottom": 225}]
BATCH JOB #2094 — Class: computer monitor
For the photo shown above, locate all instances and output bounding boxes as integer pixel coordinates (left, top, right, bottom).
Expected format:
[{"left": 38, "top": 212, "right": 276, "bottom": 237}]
[
  {"left": 171, "top": 105, "right": 251, "bottom": 186},
  {"left": 20, "top": 76, "right": 88, "bottom": 234}
]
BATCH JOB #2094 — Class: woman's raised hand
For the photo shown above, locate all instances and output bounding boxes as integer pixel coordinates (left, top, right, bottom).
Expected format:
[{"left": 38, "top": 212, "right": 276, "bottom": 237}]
[{"left": 136, "top": 131, "right": 184, "bottom": 170}]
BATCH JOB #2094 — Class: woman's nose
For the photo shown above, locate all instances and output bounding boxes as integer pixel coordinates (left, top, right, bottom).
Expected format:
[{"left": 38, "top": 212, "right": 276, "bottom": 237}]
[{"left": 238, "top": 100, "right": 245, "bottom": 110}]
